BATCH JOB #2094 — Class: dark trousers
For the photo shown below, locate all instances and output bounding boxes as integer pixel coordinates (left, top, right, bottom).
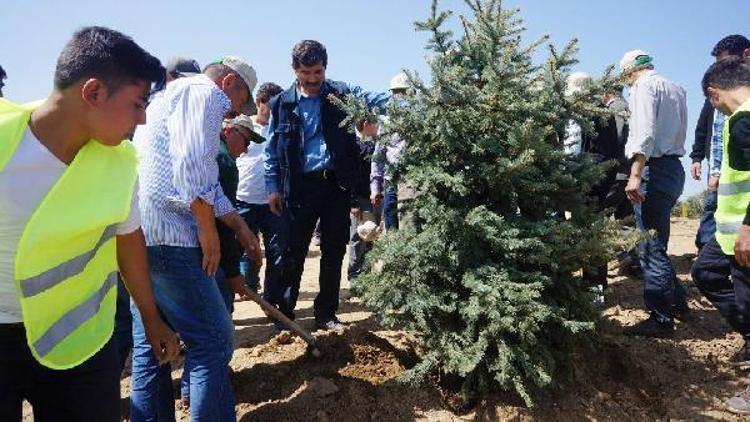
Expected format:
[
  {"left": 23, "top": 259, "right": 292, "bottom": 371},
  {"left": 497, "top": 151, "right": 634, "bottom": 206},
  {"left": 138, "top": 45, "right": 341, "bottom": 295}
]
[
  {"left": 692, "top": 237, "right": 750, "bottom": 338},
  {"left": 695, "top": 190, "right": 718, "bottom": 252},
  {"left": 635, "top": 156, "right": 687, "bottom": 322},
  {"left": 282, "top": 176, "right": 350, "bottom": 321},
  {"left": 0, "top": 324, "right": 120, "bottom": 422}
]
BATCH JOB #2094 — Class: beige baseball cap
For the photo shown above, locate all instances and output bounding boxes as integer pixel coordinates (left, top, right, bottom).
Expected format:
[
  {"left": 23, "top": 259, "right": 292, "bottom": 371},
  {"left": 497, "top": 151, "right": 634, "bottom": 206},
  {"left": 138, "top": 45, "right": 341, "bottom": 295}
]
[{"left": 213, "top": 55, "right": 258, "bottom": 113}]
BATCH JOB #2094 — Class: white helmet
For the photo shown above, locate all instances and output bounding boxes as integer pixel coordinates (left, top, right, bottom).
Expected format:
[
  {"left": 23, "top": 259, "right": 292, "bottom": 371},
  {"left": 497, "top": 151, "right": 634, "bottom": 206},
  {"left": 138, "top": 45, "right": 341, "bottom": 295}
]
[
  {"left": 389, "top": 71, "right": 410, "bottom": 91},
  {"left": 564, "top": 72, "right": 592, "bottom": 96}
]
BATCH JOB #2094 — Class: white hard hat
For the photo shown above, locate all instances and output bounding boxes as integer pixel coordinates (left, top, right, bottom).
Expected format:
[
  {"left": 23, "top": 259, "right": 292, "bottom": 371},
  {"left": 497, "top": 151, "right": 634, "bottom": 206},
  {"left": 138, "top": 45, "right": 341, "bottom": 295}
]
[
  {"left": 619, "top": 49, "right": 652, "bottom": 73},
  {"left": 565, "top": 72, "right": 592, "bottom": 96},
  {"left": 389, "top": 71, "right": 409, "bottom": 91}
]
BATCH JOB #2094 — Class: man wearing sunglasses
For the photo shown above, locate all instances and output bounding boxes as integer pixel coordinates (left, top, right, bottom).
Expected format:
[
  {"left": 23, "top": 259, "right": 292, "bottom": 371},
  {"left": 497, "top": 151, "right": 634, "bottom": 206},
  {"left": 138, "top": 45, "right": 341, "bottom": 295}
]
[{"left": 214, "top": 115, "right": 265, "bottom": 311}]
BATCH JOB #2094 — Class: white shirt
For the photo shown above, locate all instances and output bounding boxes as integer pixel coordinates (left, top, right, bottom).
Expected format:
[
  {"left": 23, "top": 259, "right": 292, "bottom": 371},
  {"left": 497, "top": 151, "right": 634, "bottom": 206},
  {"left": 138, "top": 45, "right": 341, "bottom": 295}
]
[
  {"left": 236, "top": 119, "right": 270, "bottom": 205},
  {"left": 625, "top": 70, "right": 687, "bottom": 160},
  {"left": 0, "top": 129, "right": 140, "bottom": 323}
]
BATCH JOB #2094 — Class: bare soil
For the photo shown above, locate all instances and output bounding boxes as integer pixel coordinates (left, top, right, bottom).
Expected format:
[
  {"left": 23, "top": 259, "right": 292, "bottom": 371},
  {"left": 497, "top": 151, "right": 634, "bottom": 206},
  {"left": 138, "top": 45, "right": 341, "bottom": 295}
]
[{"left": 25, "top": 218, "right": 749, "bottom": 421}]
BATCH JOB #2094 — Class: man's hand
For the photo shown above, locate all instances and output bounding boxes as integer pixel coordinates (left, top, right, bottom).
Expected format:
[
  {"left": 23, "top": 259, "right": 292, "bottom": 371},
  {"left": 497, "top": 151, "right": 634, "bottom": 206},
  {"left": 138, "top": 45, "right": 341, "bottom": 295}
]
[
  {"left": 735, "top": 225, "right": 750, "bottom": 267},
  {"left": 371, "top": 192, "right": 383, "bottom": 208},
  {"left": 268, "top": 192, "right": 284, "bottom": 216},
  {"left": 227, "top": 274, "right": 253, "bottom": 301},
  {"left": 191, "top": 198, "right": 221, "bottom": 275},
  {"left": 197, "top": 222, "right": 221, "bottom": 275},
  {"left": 708, "top": 175, "right": 720, "bottom": 192},
  {"left": 625, "top": 175, "right": 645, "bottom": 204},
  {"left": 690, "top": 162, "right": 702, "bottom": 181},
  {"left": 142, "top": 316, "right": 179, "bottom": 365},
  {"left": 351, "top": 207, "right": 363, "bottom": 222},
  {"left": 237, "top": 226, "right": 263, "bottom": 268}
]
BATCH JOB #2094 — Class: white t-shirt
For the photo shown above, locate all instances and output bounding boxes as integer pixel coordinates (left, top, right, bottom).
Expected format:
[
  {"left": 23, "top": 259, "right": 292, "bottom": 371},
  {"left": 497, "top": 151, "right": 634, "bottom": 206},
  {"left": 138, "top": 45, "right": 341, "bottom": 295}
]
[
  {"left": 0, "top": 129, "right": 141, "bottom": 323},
  {"left": 235, "top": 120, "right": 270, "bottom": 205}
]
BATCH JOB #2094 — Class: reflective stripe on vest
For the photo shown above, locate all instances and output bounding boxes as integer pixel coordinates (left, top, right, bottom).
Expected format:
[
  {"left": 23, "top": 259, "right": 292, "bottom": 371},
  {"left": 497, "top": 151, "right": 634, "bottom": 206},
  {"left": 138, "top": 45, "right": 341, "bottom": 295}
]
[
  {"left": 19, "top": 224, "right": 118, "bottom": 297},
  {"left": 33, "top": 271, "right": 117, "bottom": 357},
  {"left": 718, "top": 180, "right": 750, "bottom": 195}
]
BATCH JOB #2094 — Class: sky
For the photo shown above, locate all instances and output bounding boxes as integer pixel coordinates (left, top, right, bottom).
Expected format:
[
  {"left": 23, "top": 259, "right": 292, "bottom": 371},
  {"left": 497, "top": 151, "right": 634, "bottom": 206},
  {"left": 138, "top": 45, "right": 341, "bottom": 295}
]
[{"left": 2, "top": 0, "right": 749, "bottom": 198}]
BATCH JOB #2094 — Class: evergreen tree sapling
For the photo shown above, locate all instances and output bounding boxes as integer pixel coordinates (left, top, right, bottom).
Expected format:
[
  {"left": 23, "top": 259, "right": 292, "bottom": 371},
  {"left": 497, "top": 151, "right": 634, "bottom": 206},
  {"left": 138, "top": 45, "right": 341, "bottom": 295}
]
[{"left": 332, "top": 0, "right": 629, "bottom": 406}]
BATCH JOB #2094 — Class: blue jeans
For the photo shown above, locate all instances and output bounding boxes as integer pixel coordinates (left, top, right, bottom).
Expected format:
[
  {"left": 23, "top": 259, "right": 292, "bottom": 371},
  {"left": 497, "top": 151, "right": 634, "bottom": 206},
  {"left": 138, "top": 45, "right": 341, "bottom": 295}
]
[
  {"left": 237, "top": 201, "right": 288, "bottom": 305},
  {"left": 130, "top": 246, "right": 235, "bottom": 422},
  {"left": 383, "top": 185, "right": 399, "bottom": 231},
  {"left": 695, "top": 189, "right": 718, "bottom": 252},
  {"left": 634, "top": 157, "right": 687, "bottom": 322}
]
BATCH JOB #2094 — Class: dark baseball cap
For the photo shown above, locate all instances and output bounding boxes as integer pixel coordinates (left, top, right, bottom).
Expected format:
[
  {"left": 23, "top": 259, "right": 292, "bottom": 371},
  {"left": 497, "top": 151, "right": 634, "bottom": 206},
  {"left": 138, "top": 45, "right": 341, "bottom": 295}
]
[{"left": 166, "top": 56, "right": 201, "bottom": 78}]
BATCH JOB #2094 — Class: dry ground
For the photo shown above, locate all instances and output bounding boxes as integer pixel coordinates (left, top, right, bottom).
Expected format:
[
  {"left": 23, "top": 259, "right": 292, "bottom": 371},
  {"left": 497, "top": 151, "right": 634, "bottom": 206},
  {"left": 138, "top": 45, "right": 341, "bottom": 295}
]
[{"left": 24, "top": 218, "right": 750, "bottom": 421}]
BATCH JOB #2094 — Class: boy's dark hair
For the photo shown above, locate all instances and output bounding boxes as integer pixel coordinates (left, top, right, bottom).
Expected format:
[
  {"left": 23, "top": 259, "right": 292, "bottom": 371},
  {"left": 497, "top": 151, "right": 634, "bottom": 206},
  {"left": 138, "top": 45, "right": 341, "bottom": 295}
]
[
  {"left": 712, "top": 34, "right": 750, "bottom": 58},
  {"left": 255, "top": 82, "right": 283, "bottom": 104},
  {"left": 702, "top": 56, "right": 750, "bottom": 96},
  {"left": 292, "top": 40, "right": 328, "bottom": 69},
  {"left": 0, "top": 65, "right": 6, "bottom": 80},
  {"left": 54, "top": 26, "right": 165, "bottom": 92}
]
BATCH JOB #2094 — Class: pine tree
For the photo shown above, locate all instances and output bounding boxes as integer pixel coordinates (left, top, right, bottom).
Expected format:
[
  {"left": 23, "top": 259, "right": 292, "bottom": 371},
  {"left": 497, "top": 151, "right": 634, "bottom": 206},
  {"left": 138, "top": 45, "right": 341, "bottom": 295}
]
[{"left": 333, "top": 0, "right": 629, "bottom": 406}]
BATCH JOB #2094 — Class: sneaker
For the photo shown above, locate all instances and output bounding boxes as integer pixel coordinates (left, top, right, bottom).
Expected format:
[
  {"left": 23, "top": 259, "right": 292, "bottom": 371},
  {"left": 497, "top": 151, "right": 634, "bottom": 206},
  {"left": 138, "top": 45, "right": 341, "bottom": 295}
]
[
  {"left": 730, "top": 342, "right": 750, "bottom": 370},
  {"left": 726, "top": 385, "right": 750, "bottom": 415},
  {"left": 315, "top": 318, "right": 345, "bottom": 331},
  {"left": 672, "top": 301, "right": 692, "bottom": 322},
  {"left": 623, "top": 315, "right": 674, "bottom": 338}
]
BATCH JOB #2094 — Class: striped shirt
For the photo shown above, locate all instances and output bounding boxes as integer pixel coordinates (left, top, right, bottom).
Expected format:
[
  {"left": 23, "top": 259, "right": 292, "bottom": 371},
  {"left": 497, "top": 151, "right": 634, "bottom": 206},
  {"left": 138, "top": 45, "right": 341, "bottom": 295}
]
[
  {"left": 709, "top": 109, "right": 725, "bottom": 177},
  {"left": 133, "top": 74, "right": 234, "bottom": 247}
]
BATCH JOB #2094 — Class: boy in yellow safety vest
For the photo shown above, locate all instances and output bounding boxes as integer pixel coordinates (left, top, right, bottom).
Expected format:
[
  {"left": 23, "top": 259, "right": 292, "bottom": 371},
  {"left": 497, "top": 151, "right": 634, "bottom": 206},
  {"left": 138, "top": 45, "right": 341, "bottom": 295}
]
[
  {"left": 694, "top": 56, "right": 750, "bottom": 415},
  {"left": 0, "top": 26, "right": 178, "bottom": 422}
]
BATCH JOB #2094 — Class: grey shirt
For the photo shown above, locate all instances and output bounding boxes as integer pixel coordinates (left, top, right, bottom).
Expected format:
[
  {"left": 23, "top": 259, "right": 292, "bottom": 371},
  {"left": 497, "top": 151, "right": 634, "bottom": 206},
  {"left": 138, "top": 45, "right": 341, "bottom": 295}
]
[{"left": 625, "top": 70, "right": 687, "bottom": 160}]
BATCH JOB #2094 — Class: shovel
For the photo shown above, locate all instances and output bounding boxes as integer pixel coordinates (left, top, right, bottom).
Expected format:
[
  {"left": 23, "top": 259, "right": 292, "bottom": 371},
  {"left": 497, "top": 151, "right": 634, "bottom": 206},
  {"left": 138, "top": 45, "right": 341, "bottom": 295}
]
[{"left": 244, "top": 289, "right": 322, "bottom": 357}]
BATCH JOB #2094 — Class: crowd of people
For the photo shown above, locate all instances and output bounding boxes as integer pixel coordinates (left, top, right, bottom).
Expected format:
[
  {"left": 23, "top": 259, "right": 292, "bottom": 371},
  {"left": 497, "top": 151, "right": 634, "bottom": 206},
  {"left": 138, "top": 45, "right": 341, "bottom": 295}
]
[{"left": 3, "top": 25, "right": 750, "bottom": 421}]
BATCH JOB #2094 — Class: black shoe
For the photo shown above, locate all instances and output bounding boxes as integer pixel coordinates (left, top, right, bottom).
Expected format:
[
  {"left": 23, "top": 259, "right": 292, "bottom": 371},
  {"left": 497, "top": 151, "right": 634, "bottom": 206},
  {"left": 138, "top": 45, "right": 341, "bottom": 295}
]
[
  {"left": 672, "top": 301, "right": 692, "bottom": 322},
  {"left": 623, "top": 315, "right": 674, "bottom": 338},
  {"left": 315, "top": 318, "right": 345, "bottom": 331},
  {"left": 730, "top": 342, "right": 750, "bottom": 370}
]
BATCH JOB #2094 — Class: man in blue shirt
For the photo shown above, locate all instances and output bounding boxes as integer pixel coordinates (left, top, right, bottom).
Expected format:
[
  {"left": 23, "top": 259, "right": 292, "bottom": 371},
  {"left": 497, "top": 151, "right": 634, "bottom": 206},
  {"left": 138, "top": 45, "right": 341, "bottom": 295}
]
[{"left": 264, "top": 40, "right": 389, "bottom": 330}]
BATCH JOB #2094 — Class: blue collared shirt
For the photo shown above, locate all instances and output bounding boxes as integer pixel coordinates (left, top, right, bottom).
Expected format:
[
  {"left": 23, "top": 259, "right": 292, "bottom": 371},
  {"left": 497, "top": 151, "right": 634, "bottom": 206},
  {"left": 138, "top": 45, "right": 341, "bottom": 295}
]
[{"left": 297, "top": 89, "right": 328, "bottom": 173}]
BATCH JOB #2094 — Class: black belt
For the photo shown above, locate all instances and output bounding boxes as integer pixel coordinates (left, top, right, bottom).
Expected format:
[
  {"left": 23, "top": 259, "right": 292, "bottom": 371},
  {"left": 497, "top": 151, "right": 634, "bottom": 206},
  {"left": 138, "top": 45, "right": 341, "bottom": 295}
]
[
  {"left": 303, "top": 169, "right": 336, "bottom": 180},
  {"left": 650, "top": 154, "right": 682, "bottom": 160}
]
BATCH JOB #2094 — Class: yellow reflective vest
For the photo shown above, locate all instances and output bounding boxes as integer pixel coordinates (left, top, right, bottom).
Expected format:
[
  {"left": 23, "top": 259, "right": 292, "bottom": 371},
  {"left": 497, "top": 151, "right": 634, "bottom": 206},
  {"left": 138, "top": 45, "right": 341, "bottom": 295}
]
[
  {"left": 715, "top": 99, "right": 750, "bottom": 255},
  {"left": 0, "top": 98, "right": 137, "bottom": 369}
]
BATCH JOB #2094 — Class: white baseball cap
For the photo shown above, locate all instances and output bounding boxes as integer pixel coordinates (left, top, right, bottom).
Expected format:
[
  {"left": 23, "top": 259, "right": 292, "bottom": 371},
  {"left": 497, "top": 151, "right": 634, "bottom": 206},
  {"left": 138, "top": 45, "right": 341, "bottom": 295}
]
[
  {"left": 389, "top": 71, "right": 409, "bottom": 91},
  {"left": 619, "top": 49, "right": 653, "bottom": 73},
  {"left": 213, "top": 55, "right": 258, "bottom": 112}
]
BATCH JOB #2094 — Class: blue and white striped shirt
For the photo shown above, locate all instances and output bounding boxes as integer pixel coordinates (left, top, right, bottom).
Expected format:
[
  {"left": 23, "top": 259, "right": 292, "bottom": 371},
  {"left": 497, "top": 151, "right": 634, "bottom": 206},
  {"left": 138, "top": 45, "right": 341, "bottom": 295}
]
[
  {"left": 709, "top": 109, "right": 725, "bottom": 177},
  {"left": 133, "top": 74, "right": 234, "bottom": 247}
]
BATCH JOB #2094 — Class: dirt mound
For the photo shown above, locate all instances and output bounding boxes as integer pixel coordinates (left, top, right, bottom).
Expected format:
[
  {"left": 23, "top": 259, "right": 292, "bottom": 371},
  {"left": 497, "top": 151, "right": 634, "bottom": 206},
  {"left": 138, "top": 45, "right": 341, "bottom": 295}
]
[{"left": 100, "top": 218, "right": 747, "bottom": 421}]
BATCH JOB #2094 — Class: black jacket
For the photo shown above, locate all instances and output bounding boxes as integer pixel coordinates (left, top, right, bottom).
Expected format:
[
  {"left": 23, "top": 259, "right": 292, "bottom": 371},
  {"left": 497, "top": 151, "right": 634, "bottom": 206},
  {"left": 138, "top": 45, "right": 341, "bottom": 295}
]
[
  {"left": 268, "top": 80, "right": 364, "bottom": 207},
  {"left": 689, "top": 99, "right": 715, "bottom": 163}
]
